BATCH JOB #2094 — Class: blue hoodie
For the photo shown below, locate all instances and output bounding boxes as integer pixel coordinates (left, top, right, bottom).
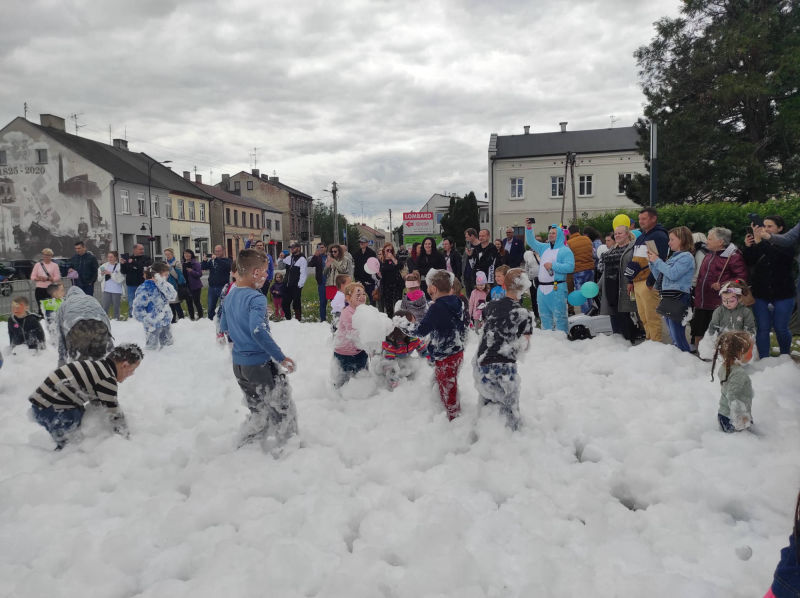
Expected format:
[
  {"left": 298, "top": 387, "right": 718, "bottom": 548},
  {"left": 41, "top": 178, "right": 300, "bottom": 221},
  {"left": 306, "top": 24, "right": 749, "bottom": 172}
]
[
  {"left": 415, "top": 294, "right": 466, "bottom": 361},
  {"left": 524, "top": 225, "right": 575, "bottom": 282},
  {"left": 219, "top": 286, "right": 286, "bottom": 366}
]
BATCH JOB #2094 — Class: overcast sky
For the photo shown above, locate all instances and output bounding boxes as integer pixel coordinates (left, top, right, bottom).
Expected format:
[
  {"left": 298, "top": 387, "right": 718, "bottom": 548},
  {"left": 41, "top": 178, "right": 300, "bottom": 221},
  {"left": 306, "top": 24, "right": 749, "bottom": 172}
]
[{"left": 1, "top": 0, "right": 680, "bottom": 229}]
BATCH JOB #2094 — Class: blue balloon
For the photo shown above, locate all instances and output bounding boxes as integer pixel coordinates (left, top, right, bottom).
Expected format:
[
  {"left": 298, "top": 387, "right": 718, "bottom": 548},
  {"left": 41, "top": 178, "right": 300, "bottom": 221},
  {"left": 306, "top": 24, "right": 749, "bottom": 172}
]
[
  {"left": 631, "top": 229, "right": 642, "bottom": 238},
  {"left": 580, "top": 281, "right": 599, "bottom": 299},
  {"left": 568, "top": 290, "right": 586, "bottom": 307}
]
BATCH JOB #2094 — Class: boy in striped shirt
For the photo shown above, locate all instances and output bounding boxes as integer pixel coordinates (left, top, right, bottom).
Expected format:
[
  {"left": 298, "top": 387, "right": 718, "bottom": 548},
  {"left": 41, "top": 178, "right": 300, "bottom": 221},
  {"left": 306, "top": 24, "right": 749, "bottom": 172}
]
[{"left": 29, "top": 343, "right": 143, "bottom": 450}]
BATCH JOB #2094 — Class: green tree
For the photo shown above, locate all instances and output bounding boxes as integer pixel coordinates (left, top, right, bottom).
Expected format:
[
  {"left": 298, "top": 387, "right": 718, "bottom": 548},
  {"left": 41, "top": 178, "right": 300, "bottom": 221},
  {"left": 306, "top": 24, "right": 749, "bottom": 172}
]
[
  {"left": 440, "top": 191, "right": 480, "bottom": 247},
  {"left": 632, "top": 0, "right": 800, "bottom": 205},
  {"left": 313, "top": 203, "right": 350, "bottom": 246}
]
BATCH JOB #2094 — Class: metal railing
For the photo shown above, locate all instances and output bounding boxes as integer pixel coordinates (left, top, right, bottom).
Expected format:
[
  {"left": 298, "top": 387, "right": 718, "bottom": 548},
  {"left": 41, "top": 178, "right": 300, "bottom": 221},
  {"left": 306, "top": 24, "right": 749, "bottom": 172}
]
[{"left": 0, "top": 279, "right": 99, "bottom": 317}]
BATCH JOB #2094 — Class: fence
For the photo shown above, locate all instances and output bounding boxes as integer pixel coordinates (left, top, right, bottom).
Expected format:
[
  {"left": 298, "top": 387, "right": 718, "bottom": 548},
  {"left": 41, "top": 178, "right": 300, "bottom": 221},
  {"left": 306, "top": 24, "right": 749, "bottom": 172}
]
[{"left": 0, "top": 279, "right": 99, "bottom": 317}]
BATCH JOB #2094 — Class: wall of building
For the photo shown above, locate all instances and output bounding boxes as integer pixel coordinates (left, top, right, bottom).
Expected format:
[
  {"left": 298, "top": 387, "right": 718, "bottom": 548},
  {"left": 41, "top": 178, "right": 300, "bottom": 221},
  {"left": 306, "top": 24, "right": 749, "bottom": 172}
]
[
  {"left": 167, "top": 193, "right": 211, "bottom": 256},
  {"left": 491, "top": 151, "right": 644, "bottom": 235},
  {"left": 222, "top": 203, "right": 263, "bottom": 258},
  {"left": 0, "top": 120, "right": 114, "bottom": 258},
  {"left": 113, "top": 182, "right": 171, "bottom": 258}
]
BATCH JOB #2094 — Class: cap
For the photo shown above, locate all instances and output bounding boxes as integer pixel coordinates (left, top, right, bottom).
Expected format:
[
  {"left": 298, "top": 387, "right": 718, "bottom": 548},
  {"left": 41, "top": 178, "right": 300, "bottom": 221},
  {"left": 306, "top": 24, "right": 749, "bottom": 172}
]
[
  {"left": 475, "top": 271, "right": 488, "bottom": 285},
  {"left": 359, "top": 237, "right": 368, "bottom": 243}
]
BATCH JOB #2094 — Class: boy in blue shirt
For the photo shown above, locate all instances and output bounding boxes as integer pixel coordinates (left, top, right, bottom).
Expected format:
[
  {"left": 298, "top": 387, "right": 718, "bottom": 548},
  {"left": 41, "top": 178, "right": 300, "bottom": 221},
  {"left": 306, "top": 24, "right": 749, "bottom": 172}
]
[{"left": 219, "top": 249, "right": 297, "bottom": 450}]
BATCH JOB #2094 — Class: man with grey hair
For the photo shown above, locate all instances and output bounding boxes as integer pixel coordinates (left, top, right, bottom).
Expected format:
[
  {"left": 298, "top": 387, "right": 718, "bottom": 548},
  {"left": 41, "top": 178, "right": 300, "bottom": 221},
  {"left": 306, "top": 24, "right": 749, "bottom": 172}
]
[{"left": 503, "top": 227, "right": 525, "bottom": 268}]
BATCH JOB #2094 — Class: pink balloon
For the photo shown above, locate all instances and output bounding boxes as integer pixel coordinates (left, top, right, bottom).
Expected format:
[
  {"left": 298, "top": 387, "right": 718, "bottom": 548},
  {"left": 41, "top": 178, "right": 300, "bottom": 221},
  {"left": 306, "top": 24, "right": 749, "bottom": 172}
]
[{"left": 365, "top": 257, "right": 381, "bottom": 275}]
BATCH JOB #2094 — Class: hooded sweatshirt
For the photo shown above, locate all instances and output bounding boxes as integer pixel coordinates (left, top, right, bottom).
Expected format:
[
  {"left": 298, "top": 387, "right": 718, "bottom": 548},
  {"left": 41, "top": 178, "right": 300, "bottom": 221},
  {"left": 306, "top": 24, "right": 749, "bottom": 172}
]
[
  {"left": 56, "top": 286, "right": 111, "bottom": 338},
  {"left": 627, "top": 223, "right": 669, "bottom": 285},
  {"left": 415, "top": 294, "right": 466, "bottom": 361},
  {"left": 524, "top": 225, "right": 575, "bottom": 295}
]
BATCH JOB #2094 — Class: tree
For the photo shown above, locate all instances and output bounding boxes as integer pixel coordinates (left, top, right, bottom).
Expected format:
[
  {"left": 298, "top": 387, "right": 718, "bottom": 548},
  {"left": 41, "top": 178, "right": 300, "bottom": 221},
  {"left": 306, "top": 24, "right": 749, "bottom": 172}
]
[
  {"left": 632, "top": 0, "right": 800, "bottom": 205},
  {"left": 440, "top": 191, "right": 480, "bottom": 247},
  {"left": 313, "top": 202, "right": 349, "bottom": 245}
]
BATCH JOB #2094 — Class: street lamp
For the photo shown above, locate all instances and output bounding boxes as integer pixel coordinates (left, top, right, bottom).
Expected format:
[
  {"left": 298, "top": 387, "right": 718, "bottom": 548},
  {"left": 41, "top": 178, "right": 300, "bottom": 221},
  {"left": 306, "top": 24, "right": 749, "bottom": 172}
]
[
  {"left": 146, "top": 159, "right": 172, "bottom": 258},
  {"left": 322, "top": 181, "right": 339, "bottom": 244}
]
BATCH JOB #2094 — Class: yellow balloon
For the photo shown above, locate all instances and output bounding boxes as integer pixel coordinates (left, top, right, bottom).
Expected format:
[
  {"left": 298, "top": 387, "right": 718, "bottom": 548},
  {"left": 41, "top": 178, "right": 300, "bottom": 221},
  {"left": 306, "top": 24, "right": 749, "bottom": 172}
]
[{"left": 612, "top": 214, "right": 631, "bottom": 229}]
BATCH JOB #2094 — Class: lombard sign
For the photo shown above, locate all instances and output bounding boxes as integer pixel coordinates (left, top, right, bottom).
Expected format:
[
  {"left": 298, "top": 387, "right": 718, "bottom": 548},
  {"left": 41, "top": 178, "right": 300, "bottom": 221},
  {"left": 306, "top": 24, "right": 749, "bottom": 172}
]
[{"left": 403, "top": 211, "right": 434, "bottom": 235}]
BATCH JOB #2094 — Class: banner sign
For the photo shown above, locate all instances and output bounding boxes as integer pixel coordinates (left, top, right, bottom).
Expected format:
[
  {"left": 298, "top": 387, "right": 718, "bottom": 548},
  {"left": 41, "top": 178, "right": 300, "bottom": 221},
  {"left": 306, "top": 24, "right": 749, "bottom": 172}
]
[{"left": 403, "top": 211, "right": 435, "bottom": 235}]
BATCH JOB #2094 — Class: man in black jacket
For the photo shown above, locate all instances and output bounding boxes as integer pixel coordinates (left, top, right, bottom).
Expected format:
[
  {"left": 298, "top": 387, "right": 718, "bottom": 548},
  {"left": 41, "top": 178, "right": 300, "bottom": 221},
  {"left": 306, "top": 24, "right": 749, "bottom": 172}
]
[
  {"left": 353, "top": 237, "right": 378, "bottom": 305},
  {"left": 120, "top": 244, "right": 152, "bottom": 318},
  {"left": 307, "top": 242, "right": 328, "bottom": 322},
  {"left": 473, "top": 229, "right": 499, "bottom": 286},
  {"left": 442, "top": 237, "right": 462, "bottom": 282},
  {"left": 201, "top": 244, "right": 232, "bottom": 320},
  {"left": 68, "top": 241, "right": 99, "bottom": 298}
]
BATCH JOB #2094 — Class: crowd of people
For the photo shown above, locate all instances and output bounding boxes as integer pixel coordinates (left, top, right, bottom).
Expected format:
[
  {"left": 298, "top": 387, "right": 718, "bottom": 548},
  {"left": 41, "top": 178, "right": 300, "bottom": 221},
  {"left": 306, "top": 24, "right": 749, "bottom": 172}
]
[{"left": 3, "top": 208, "right": 799, "bottom": 594}]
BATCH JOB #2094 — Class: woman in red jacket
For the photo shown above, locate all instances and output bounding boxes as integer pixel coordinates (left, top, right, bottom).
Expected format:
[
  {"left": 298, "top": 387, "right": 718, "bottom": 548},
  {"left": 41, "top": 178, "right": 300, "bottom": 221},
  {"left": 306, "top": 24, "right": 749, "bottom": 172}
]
[{"left": 692, "top": 227, "right": 748, "bottom": 342}]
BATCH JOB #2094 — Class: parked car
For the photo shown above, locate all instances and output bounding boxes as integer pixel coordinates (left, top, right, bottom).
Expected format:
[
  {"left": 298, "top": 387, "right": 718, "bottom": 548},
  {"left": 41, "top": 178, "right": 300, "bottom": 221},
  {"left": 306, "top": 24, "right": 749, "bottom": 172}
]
[{"left": 11, "top": 259, "right": 36, "bottom": 279}]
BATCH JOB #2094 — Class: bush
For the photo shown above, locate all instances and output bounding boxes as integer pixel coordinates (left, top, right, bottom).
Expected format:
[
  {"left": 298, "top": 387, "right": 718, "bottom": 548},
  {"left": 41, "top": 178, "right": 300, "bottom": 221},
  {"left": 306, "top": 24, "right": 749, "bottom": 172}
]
[{"left": 576, "top": 195, "right": 800, "bottom": 245}]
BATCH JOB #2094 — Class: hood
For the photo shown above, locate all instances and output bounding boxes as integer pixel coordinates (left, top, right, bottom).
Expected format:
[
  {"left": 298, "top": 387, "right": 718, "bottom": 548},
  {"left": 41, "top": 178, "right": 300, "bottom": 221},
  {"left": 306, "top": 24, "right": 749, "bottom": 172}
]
[
  {"left": 548, "top": 224, "right": 567, "bottom": 249},
  {"left": 66, "top": 286, "right": 85, "bottom": 299}
]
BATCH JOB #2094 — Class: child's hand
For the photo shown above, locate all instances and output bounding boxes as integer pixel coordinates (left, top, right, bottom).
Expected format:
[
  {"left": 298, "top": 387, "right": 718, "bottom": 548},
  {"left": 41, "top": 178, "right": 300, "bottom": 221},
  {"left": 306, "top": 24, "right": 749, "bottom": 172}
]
[{"left": 281, "top": 357, "right": 296, "bottom": 373}]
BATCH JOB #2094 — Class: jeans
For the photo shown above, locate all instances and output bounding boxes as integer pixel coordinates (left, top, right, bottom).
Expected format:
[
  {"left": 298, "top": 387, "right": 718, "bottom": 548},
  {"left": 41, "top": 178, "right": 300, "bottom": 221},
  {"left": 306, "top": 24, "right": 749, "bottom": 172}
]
[
  {"left": 573, "top": 269, "right": 594, "bottom": 314},
  {"left": 284, "top": 286, "right": 302, "bottom": 320},
  {"left": 102, "top": 291, "right": 122, "bottom": 320},
  {"left": 233, "top": 361, "right": 297, "bottom": 448},
  {"left": 126, "top": 285, "right": 138, "bottom": 317},
  {"left": 207, "top": 285, "right": 223, "bottom": 320},
  {"left": 78, "top": 282, "right": 96, "bottom": 297},
  {"left": 333, "top": 351, "right": 369, "bottom": 387},
  {"left": 663, "top": 293, "right": 691, "bottom": 352},
  {"left": 317, "top": 283, "right": 327, "bottom": 322},
  {"left": 475, "top": 362, "right": 520, "bottom": 430},
  {"left": 32, "top": 404, "right": 84, "bottom": 448},
  {"left": 186, "top": 288, "right": 204, "bottom": 320},
  {"left": 753, "top": 297, "right": 794, "bottom": 357},
  {"left": 538, "top": 285, "right": 569, "bottom": 333}
]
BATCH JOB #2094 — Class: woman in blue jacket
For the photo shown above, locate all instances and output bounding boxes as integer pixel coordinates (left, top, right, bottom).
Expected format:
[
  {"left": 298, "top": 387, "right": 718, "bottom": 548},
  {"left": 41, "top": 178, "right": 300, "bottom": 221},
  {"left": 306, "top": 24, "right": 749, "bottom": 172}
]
[{"left": 647, "top": 226, "right": 696, "bottom": 352}]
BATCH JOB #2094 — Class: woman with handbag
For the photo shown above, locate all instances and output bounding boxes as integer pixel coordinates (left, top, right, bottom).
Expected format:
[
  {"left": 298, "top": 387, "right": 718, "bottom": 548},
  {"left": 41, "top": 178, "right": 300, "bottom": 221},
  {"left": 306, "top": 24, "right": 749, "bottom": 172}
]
[
  {"left": 31, "top": 248, "right": 62, "bottom": 315},
  {"left": 648, "top": 226, "right": 696, "bottom": 352},
  {"left": 98, "top": 251, "right": 125, "bottom": 320},
  {"left": 599, "top": 226, "right": 639, "bottom": 342},
  {"left": 323, "top": 244, "right": 354, "bottom": 299},
  {"left": 163, "top": 248, "right": 186, "bottom": 323}
]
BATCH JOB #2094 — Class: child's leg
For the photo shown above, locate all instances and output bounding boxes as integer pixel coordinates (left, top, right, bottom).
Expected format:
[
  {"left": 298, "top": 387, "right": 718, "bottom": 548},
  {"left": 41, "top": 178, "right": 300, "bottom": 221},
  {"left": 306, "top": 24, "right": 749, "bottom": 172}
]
[
  {"left": 475, "top": 363, "right": 521, "bottom": 430},
  {"left": 718, "top": 413, "right": 736, "bottom": 433},
  {"left": 274, "top": 298, "right": 283, "bottom": 318},
  {"left": 145, "top": 330, "right": 159, "bottom": 351},
  {"left": 264, "top": 367, "right": 298, "bottom": 446},
  {"left": 31, "top": 404, "right": 84, "bottom": 449},
  {"left": 159, "top": 325, "right": 174, "bottom": 347},
  {"left": 434, "top": 351, "right": 464, "bottom": 420},
  {"left": 233, "top": 362, "right": 277, "bottom": 446}
]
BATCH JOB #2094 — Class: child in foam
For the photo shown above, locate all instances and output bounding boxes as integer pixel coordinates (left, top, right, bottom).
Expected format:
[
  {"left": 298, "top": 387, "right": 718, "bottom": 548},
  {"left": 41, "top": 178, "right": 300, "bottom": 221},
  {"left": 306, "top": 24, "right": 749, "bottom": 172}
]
[
  {"left": 332, "top": 282, "right": 370, "bottom": 388},
  {"left": 400, "top": 271, "right": 429, "bottom": 323},
  {"left": 707, "top": 280, "right": 756, "bottom": 336},
  {"left": 132, "top": 263, "right": 177, "bottom": 351},
  {"left": 468, "top": 271, "right": 489, "bottom": 329},
  {"left": 379, "top": 310, "right": 426, "bottom": 390},
  {"left": 330, "top": 273, "right": 352, "bottom": 335},
  {"left": 711, "top": 330, "right": 755, "bottom": 433}
]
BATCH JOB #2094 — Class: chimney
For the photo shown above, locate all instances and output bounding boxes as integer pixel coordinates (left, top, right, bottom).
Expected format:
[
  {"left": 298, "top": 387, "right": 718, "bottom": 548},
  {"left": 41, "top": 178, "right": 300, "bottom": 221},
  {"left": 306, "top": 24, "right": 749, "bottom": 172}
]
[
  {"left": 221, "top": 174, "right": 230, "bottom": 190},
  {"left": 195, "top": 174, "right": 202, "bottom": 184},
  {"left": 269, "top": 176, "right": 279, "bottom": 183},
  {"left": 40, "top": 114, "right": 66, "bottom": 131},
  {"left": 523, "top": 125, "right": 530, "bottom": 135},
  {"left": 252, "top": 168, "right": 260, "bottom": 178},
  {"left": 183, "top": 171, "right": 190, "bottom": 180},
  {"left": 112, "top": 138, "right": 128, "bottom": 150},
  {"left": 559, "top": 121, "right": 568, "bottom": 133}
]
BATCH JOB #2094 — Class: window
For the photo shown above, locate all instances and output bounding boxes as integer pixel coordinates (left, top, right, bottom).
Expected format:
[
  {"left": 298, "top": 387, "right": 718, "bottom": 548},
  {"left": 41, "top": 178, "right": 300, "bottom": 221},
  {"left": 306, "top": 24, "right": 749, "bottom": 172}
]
[
  {"left": 234, "top": 210, "right": 239, "bottom": 226},
  {"left": 247, "top": 180, "right": 253, "bottom": 190},
  {"left": 234, "top": 181, "right": 241, "bottom": 191},
  {"left": 249, "top": 213, "right": 254, "bottom": 228},
  {"left": 275, "top": 219, "right": 280, "bottom": 231},
  {"left": 578, "top": 175, "right": 593, "bottom": 197},
  {"left": 255, "top": 214, "right": 260, "bottom": 229},
  {"left": 120, "top": 190, "right": 130, "bottom": 214},
  {"left": 0, "top": 150, "right": 6, "bottom": 165},
  {"left": 188, "top": 201, "right": 196, "bottom": 221},
  {"left": 199, "top": 203, "right": 205, "bottom": 222},
  {"left": 618, "top": 172, "right": 634, "bottom": 194},
  {"left": 265, "top": 218, "right": 272, "bottom": 230},
  {"left": 36, "top": 149, "right": 48, "bottom": 164},
  {"left": 550, "top": 176, "right": 564, "bottom": 198},
  {"left": 510, "top": 177, "right": 524, "bottom": 199},
  {"left": 226, "top": 208, "right": 231, "bottom": 224},
  {"left": 165, "top": 199, "right": 173, "bottom": 219},
  {"left": 178, "top": 199, "right": 185, "bottom": 220},
  {"left": 137, "top": 192, "right": 146, "bottom": 215},
  {"left": 152, "top": 194, "right": 160, "bottom": 217}
]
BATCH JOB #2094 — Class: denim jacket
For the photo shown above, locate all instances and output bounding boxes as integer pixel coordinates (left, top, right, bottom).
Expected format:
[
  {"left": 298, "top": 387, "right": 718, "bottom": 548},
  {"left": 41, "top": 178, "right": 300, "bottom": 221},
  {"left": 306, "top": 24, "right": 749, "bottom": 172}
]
[{"left": 649, "top": 251, "right": 695, "bottom": 293}]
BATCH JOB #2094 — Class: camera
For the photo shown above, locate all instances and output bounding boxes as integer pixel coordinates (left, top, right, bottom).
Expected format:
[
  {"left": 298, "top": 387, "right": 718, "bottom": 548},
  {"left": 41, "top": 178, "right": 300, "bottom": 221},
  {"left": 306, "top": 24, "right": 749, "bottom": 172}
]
[
  {"left": 121, "top": 253, "right": 130, "bottom": 261},
  {"left": 748, "top": 213, "right": 763, "bottom": 227}
]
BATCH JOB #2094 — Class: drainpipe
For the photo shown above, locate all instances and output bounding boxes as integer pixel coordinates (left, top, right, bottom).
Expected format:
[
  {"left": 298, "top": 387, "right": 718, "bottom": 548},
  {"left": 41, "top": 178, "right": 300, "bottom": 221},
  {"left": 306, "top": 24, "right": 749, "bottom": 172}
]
[{"left": 110, "top": 178, "right": 119, "bottom": 251}]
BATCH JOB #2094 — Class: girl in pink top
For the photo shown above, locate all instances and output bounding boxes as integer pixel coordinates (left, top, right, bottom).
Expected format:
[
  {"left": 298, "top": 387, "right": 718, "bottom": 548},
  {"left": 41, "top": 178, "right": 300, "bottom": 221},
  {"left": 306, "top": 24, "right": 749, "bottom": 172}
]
[
  {"left": 333, "top": 282, "right": 368, "bottom": 388},
  {"left": 31, "top": 248, "right": 62, "bottom": 315}
]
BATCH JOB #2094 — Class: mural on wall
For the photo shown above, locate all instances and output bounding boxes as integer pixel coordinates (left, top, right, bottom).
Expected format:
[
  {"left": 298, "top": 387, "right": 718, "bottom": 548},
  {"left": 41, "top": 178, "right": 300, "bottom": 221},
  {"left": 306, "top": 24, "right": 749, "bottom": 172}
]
[{"left": 0, "top": 129, "right": 113, "bottom": 258}]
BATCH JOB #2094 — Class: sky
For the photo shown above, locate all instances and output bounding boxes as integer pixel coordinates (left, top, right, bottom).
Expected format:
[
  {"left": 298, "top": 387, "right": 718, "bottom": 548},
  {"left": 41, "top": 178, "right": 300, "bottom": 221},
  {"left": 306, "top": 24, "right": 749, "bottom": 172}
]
[{"left": 1, "top": 0, "right": 681, "bottom": 229}]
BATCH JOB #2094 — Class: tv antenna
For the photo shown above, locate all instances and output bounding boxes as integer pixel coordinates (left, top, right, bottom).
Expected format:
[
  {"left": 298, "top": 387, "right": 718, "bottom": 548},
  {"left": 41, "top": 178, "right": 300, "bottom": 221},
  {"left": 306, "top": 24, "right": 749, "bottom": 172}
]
[
  {"left": 610, "top": 114, "right": 620, "bottom": 128},
  {"left": 69, "top": 113, "right": 85, "bottom": 135}
]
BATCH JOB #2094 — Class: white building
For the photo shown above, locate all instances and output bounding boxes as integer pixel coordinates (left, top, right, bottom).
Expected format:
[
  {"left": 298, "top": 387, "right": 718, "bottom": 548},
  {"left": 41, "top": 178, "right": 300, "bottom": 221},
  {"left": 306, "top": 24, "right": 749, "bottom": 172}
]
[
  {"left": 488, "top": 123, "right": 645, "bottom": 237},
  {"left": 418, "top": 193, "right": 490, "bottom": 234}
]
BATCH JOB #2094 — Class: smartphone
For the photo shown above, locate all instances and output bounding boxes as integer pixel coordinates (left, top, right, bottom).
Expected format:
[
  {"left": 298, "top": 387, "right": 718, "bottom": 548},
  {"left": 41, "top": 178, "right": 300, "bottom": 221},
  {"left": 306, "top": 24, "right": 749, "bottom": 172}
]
[
  {"left": 748, "top": 213, "right": 764, "bottom": 227},
  {"left": 645, "top": 240, "right": 658, "bottom": 254}
]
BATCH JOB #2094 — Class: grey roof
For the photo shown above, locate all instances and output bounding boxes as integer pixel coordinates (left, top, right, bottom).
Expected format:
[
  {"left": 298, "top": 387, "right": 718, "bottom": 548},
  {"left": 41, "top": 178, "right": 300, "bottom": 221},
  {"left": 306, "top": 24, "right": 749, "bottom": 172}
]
[
  {"left": 193, "top": 181, "right": 283, "bottom": 213},
  {"left": 250, "top": 172, "right": 312, "bottom": 200},
  {"left": 493, "top": 126, "right": 639, "bottom": 159},
  {"left": 25, "top": 118, "right": 213, "bottom": 199}
]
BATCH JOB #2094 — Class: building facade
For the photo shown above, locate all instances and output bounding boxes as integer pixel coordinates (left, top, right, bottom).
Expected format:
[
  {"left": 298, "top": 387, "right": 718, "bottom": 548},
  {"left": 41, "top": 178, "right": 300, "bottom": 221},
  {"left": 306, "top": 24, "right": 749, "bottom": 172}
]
[
  {"left": 167, "top": 172, "right": 213, "bottom": 257},
  {"left": 488, "top": 123, "right": 644, "bottom": 237},
  {"left": 221, "top": 169, "right": 313, "bottom": 256},
  {"left": 418, "top": 193, "right": 490, "bottom": 235}
]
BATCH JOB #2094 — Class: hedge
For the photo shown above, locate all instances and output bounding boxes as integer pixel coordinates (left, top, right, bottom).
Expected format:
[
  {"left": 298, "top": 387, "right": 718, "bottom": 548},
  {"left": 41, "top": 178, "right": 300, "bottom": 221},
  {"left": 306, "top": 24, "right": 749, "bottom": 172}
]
[{"left": 576, "top": 195, "right": 800, "bottom": 245}]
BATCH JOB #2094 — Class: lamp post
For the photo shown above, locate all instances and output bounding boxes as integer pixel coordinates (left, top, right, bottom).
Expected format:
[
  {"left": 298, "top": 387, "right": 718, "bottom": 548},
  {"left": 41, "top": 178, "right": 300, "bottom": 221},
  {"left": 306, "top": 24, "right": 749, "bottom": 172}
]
[
  {"left": 323, "top": 181, "right": 338, "bottom": 244},
  {"left": 146, "top": 159, "right": 172, "bottom": 258}
]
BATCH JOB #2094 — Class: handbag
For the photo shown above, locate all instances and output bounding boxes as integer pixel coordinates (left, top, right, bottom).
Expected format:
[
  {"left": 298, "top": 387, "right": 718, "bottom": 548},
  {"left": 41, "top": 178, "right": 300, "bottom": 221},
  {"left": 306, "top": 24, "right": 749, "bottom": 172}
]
[{"left": 656, "top": 290, "right": 689, "bottom": 322}]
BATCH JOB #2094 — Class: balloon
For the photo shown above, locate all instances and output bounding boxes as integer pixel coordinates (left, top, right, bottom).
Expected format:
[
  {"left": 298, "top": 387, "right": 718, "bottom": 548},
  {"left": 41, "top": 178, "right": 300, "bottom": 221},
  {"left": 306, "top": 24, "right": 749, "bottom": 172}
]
[
  {"left": 612, "top": 214, "right": 631, "bottom": 229},
  {"left": 568, "top": 290, "right": 586, "bottom": 307},
  {"left": 364, "top": 257, "right": 381, "bottom": 275},
  {"left": 631, "top": 229, "right": 642, "bottom": 238},
  {"left": 580, "top": 281, "right": 599, "bottom": 299}
]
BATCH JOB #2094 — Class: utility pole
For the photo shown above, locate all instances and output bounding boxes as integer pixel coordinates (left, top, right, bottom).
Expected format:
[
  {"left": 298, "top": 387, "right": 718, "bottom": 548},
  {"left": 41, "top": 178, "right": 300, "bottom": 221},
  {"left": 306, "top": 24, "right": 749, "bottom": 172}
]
[
  {"left": 649, "top": 122, "right": 658, "bottom": 207},
  {"left": 331, "top": 181, "right": 339, "bottom": 245},
  {"left": 388, "top": 209, "right": 392, "bottom": 243},
  {"left": 108, "top": 125, "right": 112, "bottom": 144},
  {"left": 23, "top": 102, "right": 28, "bottom": 120},
  {"left": 250, "top": 147, "right": 258, "bottom": 170}
]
